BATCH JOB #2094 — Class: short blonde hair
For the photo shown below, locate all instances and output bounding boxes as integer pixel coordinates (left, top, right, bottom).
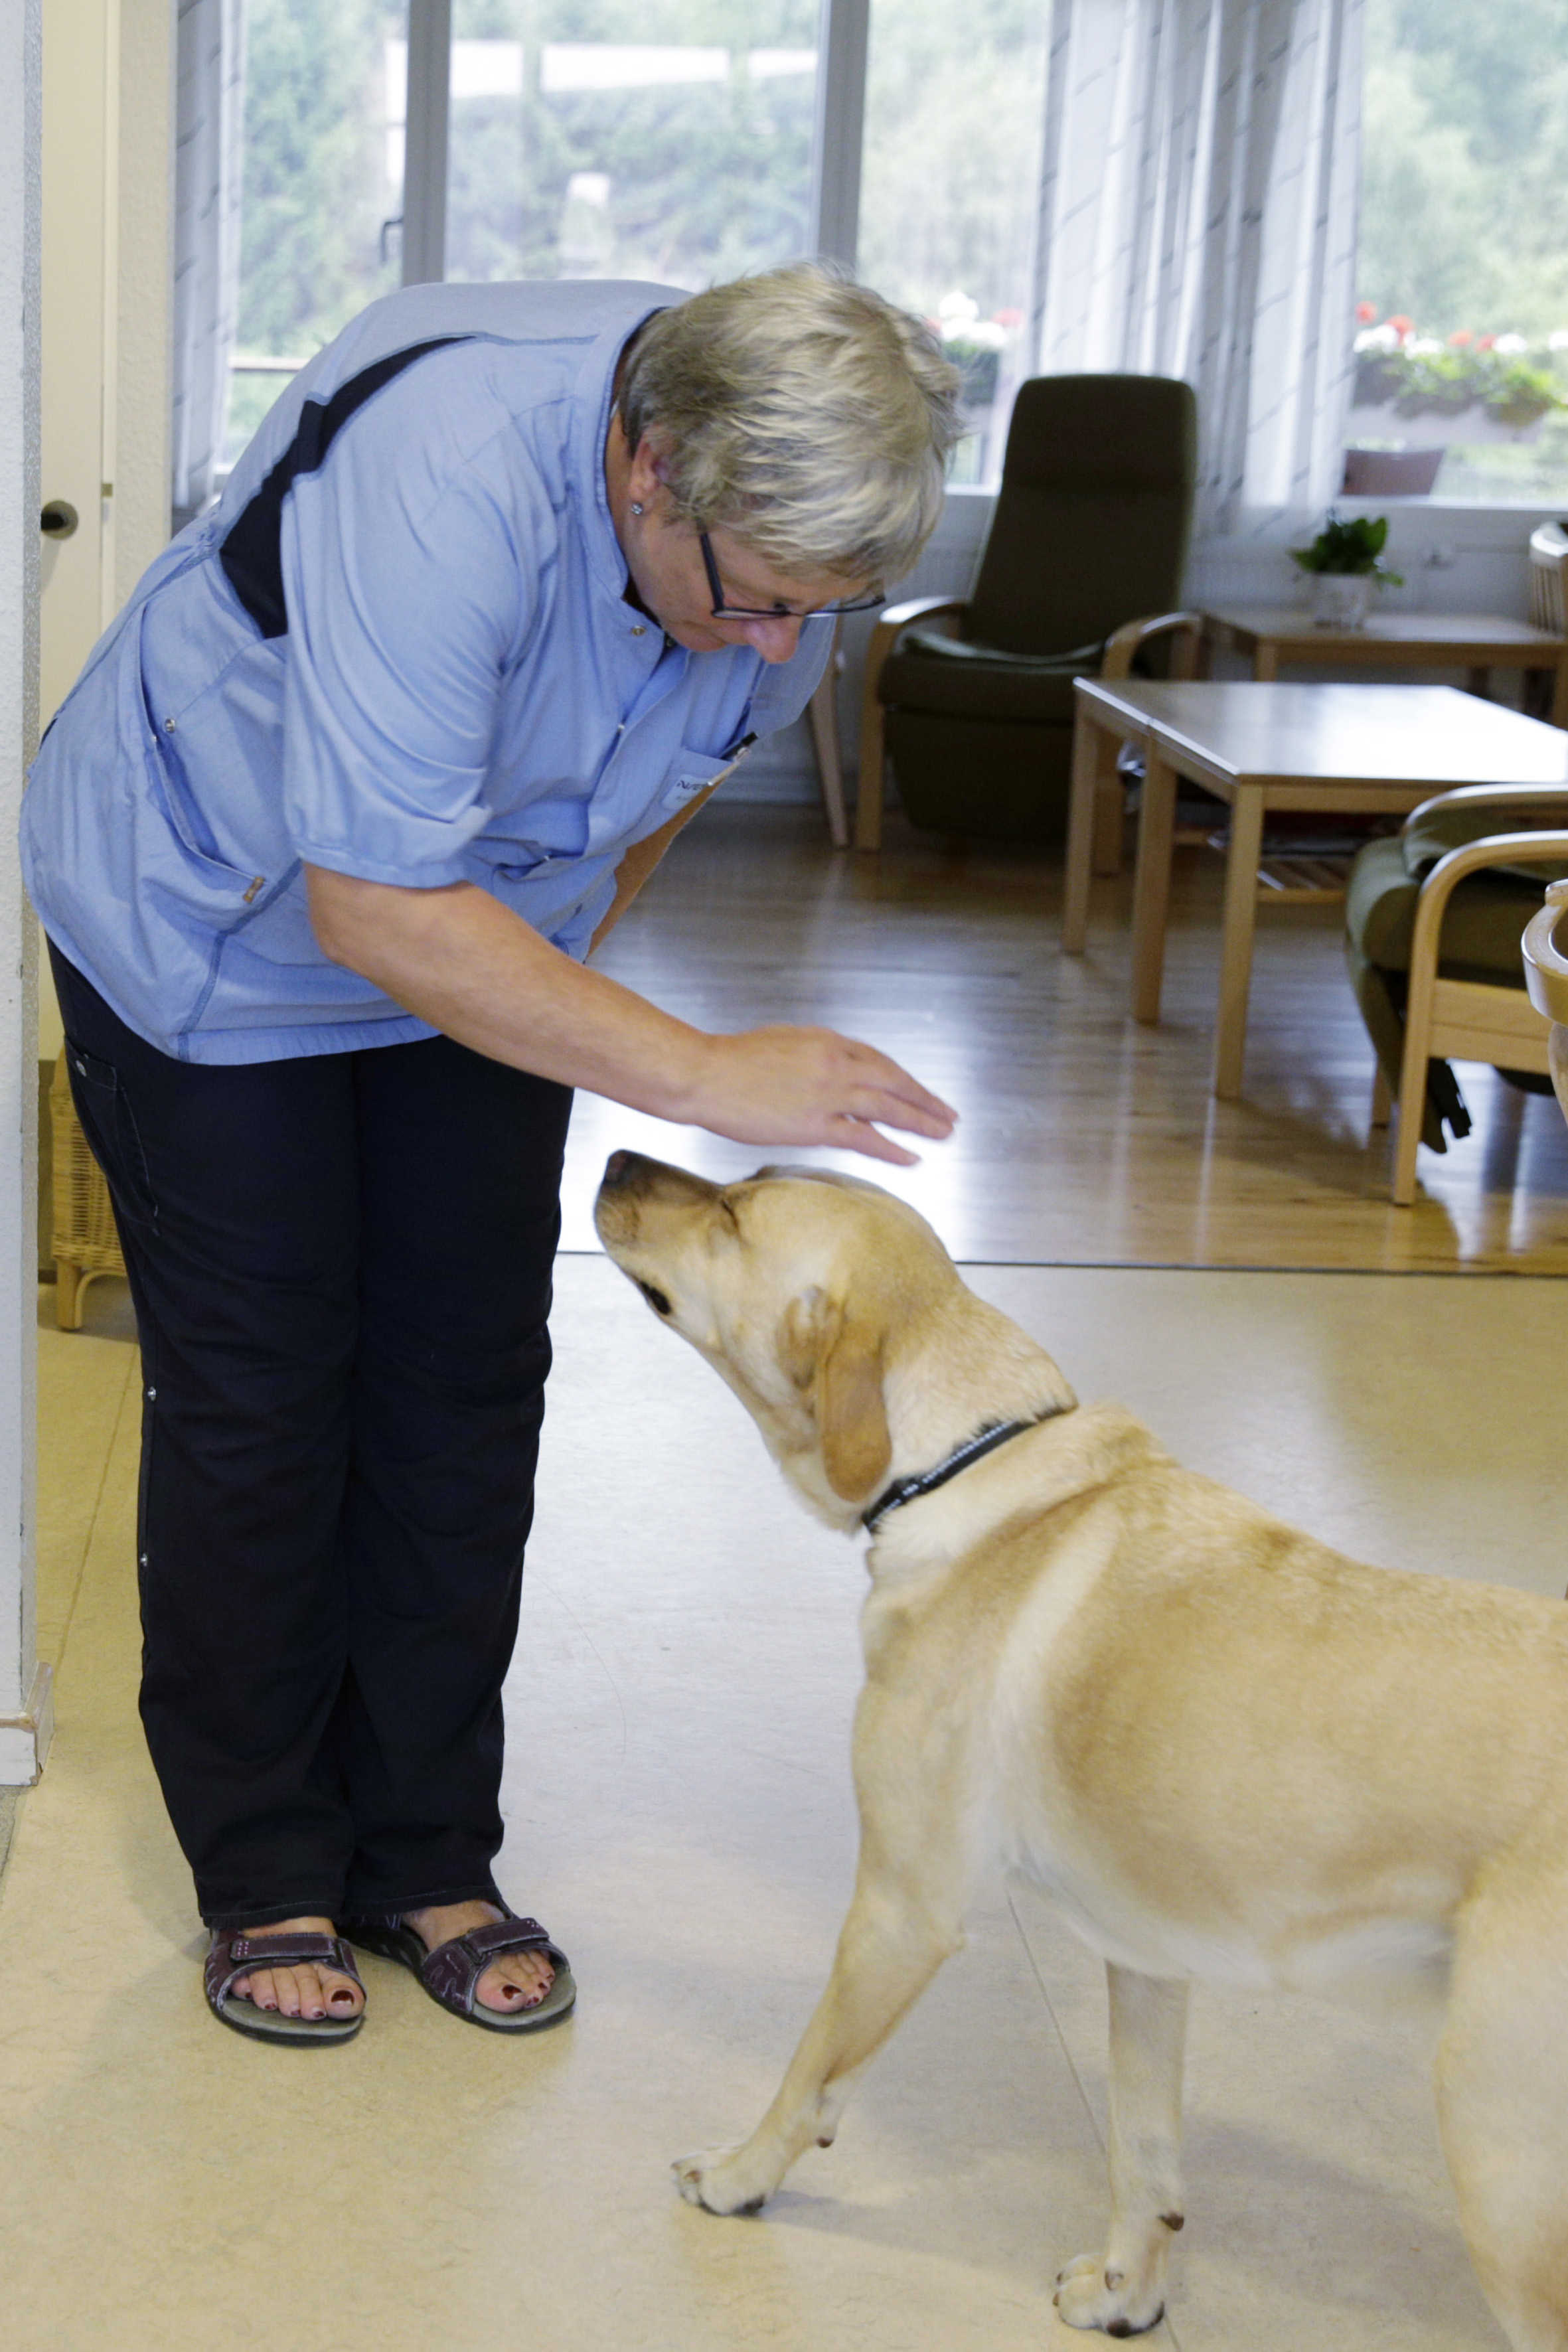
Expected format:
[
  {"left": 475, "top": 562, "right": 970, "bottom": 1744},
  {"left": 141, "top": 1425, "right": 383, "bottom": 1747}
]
[{"left": 618, "top": 262, "right": 961, "bottom": 587}]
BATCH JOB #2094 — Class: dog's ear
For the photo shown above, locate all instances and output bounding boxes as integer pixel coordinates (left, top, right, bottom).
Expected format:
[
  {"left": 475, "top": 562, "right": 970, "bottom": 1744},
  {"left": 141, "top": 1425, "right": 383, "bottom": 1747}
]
[{"left": 779, "top": 1287, "right": 891, "bottom": 1502}]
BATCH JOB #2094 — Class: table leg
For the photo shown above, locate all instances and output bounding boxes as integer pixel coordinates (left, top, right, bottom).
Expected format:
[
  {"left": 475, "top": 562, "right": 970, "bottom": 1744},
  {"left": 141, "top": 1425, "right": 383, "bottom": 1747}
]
[
  {"left": 1063, "top": 710, "right": 1110, "bottom": 952},
  {"left": 1212, "top": 789, "right": 1264, "bottom": 1099},
  {"left": 807, "top": 652, "right": 849, "bottom": 849},
  {"left": 1130, "top": 750, "right": 1178, "bottom": 1023},
  {"left": 1464, "top": 664, "right": 1490, "bottom": 699}
]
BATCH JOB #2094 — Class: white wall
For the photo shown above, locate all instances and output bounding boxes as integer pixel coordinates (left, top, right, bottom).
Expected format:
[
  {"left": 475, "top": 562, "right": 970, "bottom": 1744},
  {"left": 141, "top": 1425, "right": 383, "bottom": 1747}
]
[{"left": 1, "top": 0, "right": 46, "bottom": 1776}]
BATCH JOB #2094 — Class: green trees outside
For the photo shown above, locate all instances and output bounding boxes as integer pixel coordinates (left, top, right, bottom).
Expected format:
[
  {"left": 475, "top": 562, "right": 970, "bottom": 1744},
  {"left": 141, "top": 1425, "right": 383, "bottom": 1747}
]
[
  {"left": 228, "top": 0, "right": 1048, "bottom": 467},
  {"left": 444, "top": 1, "right": 817, "bottom": 289},
  {"left": 858, "top": 0, "right": 1044, "bottom": 328},
  {"left": 1360, "top": 0, "right": 1568, "bottom": 339},
  {"left": 1357, "top": 0, "right": 1568, "bottom": 497},
  {"left": 235, "top": 0, "right": 404, "bottom": 358}
]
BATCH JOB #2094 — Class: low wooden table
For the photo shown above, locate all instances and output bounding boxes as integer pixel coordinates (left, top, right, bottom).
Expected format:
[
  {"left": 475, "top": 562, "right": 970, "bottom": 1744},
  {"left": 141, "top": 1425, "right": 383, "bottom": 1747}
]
[
  {"left": 1064, "top": 679, "right": 1568, "bottom": 1098},
  {"left": 1202, "top": 604, "right": 1568, "bottom": 724}
]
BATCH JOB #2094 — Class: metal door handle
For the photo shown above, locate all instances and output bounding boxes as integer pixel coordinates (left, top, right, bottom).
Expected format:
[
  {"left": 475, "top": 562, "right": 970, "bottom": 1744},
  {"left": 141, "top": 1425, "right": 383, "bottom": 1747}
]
[{"left": 40, "top": 499, "right": 80, "bottom": 539}]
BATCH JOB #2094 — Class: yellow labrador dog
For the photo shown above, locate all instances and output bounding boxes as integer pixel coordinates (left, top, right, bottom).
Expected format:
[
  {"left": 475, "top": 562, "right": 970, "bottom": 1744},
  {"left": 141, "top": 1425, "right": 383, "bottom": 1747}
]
[{"left": 594, "top": 1150, "right": 1568, "bottom": 2350}]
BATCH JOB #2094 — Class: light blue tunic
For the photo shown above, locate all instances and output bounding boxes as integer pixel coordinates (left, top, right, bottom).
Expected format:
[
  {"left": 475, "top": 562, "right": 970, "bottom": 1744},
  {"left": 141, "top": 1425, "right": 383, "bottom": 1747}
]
[{"left": 22, "top": 279, "right": 830, "bottom": 1063}]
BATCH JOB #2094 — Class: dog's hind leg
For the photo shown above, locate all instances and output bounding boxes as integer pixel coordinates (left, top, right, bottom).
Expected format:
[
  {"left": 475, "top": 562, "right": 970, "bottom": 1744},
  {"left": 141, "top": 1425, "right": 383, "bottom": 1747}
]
[
  {"left": 1435, "top": 1827, "right": 1568, "bottom": 2352},
  {"left": 672, "top": 1840, "right": 964, "bottom": 2219},
  {"left": 1055, "top": 1965, "right": 1188, "bottom": 2338}
]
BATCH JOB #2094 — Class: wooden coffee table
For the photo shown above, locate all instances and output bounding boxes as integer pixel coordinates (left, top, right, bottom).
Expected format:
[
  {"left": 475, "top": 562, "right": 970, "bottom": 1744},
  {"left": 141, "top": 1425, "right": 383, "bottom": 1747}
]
[
  {"left": 1201, "top": 604, "right": 1568, "bottom": 724},
  {"left": 1064, "top": 679, "right": 1568, "bottom": 1098}
]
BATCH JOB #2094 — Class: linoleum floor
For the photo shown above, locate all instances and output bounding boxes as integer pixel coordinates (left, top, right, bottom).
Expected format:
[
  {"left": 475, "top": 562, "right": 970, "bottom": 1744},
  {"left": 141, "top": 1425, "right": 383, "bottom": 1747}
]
[
  {"left": 10, "top": 802, "right": 1565, "bottom": 2347},
  {"left": 6, "top": 1251, "right": 1561, "bottom": 2352}
]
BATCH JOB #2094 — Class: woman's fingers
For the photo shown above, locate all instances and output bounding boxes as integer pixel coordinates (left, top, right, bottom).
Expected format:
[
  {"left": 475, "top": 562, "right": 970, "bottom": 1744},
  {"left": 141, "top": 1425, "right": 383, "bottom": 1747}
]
[
  {"left": 840, "top": 1057, "right": 955, "bottom": 1135},
  {"left": 689, "top": 1027, "right": 956, "bottom": 1159},
  {"left": 824, "top": 1117, "right": 921, "bottom": 1168}
]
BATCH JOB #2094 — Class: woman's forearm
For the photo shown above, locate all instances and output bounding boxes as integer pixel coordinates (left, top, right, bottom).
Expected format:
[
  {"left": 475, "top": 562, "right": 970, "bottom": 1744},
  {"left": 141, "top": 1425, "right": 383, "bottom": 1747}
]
[
  {"left": 306, "top": 864, "right": 713, "bottom": 1117},
  {"left": 303, "top": 862, "right": 956, "bottom": 1162}
]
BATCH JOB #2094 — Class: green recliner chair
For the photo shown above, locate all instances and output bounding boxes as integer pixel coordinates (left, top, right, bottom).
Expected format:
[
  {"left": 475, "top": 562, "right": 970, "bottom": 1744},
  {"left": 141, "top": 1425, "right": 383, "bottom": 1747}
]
[
  {"left": 858, "top": 373, "right": 1199, "bottom": 849},
  {"left": 1344, "top": 785, "right": 1568, "bottom": 1202}
]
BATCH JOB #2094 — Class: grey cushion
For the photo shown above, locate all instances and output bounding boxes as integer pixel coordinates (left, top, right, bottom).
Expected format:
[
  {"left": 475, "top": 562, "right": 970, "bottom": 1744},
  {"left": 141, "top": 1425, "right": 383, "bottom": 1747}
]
[{"left": 879, "top": 636, "right": 1085, "bottom": 726}]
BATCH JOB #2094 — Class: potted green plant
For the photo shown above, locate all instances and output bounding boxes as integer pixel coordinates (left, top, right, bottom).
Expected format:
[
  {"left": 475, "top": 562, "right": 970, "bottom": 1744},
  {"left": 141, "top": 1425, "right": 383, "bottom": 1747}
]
[{"left": 1291, "top": 512, "right": 1403, "bottom": 628}]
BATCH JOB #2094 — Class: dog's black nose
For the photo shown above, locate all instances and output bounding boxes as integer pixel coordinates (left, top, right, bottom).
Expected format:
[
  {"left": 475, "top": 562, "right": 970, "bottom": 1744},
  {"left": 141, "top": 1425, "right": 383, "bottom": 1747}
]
[{"left": 602, "top": 1150, "right": 634, "bottom": 1187}]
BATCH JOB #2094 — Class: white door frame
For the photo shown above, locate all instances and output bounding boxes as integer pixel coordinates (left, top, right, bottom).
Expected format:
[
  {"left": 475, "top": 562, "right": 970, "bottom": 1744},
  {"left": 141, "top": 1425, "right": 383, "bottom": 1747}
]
[
  {"left": 1, "top": 0, "right": 46, "bottom": 1781},
  {"left": 2, "top": 0, "right": 172, "bottom": 1785}
]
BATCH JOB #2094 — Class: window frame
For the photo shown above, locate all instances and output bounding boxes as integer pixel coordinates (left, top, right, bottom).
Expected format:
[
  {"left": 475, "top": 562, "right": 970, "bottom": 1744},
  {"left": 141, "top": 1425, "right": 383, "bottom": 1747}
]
[
  {"left": 237, "top": 7, "right": 1560, "bottom": 542},
  {"left": 397, "top": 0, "right": 870, "bottom": 290}
]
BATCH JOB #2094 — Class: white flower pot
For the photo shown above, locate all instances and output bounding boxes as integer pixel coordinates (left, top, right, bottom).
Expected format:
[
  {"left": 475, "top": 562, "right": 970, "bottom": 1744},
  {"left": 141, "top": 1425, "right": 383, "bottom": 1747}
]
[{"left": 1308, "top": 574, "right": 1375, "bottom": 629}]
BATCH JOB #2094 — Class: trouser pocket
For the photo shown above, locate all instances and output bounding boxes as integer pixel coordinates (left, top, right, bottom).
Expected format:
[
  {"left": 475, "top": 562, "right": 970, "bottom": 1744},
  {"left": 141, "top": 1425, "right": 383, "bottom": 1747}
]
[{"left": 60, "top": 1038, "right": 160, "bottom": 1229}]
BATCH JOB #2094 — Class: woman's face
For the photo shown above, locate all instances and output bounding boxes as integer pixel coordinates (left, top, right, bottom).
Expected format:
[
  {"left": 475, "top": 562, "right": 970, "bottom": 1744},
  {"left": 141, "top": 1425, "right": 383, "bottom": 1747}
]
[
  {"left": 614, "top": 424, "right": 873, "bottom": 665},
  {"left": 645, "top": 524, "right": 868, "bottom": 663}
]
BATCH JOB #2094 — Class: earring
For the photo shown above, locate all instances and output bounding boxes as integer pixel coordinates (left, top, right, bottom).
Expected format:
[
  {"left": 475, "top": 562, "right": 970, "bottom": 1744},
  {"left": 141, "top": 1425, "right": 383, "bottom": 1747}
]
[{"left": 629, "top": 501, "right": 645, "bottom": 516}]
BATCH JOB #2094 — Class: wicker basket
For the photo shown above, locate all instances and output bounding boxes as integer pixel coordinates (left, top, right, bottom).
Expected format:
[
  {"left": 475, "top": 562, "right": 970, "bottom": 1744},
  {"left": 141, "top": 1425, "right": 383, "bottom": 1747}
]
[{"left": 48, "top": 1054, "right": 126, "bottom": 1330}]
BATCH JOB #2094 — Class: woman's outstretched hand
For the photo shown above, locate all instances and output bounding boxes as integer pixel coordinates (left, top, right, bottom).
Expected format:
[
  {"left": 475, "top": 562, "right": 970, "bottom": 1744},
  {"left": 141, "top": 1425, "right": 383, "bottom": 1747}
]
[
  {"left": 304, "top": 870, "right": 956, "bottom": 1164},
  {"left": 682, "top": 1026, "right": 957, "bottom": 1166}
]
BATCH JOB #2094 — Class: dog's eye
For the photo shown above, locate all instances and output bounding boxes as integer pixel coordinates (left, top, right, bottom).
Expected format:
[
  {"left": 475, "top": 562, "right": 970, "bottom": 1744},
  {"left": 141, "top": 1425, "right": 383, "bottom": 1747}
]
[{"left": 636, "top": 1279, "right": 673, "bottom": 1318}]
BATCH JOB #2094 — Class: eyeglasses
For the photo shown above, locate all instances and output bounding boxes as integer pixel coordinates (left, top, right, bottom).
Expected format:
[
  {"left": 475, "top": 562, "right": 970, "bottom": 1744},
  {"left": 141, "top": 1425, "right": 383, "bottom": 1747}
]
[{"left": 698, "top": 531, "right": 884, "bottom": 621}]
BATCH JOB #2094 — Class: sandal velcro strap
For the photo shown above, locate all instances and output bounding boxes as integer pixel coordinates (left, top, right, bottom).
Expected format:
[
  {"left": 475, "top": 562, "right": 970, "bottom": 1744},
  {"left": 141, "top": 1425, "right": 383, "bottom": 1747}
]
[
  {"left": 456, "top": 1917, "right": 552, "bottom": 1961},
  {"left": 205, "top": 1930, "right": 362, "bottom": 2008},
  {"left": 423, "top": 1914, "right": 562, "bottom": 2016}
]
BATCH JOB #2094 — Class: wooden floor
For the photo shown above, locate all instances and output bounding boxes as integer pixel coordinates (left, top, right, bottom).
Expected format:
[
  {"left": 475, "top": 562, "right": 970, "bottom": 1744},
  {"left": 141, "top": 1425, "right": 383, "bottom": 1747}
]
[{"left": 564, "top": 799, "right": 1568, "bottom": 1272}]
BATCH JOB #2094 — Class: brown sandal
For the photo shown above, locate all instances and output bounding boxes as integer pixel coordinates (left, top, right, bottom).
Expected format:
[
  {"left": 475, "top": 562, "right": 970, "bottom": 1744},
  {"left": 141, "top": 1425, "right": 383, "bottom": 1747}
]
[
  {"left": 345, "top": 1905, "right": 575, "bottom": 2033},
  {"left": 204, "top": 1928, "right": 366, "bottom": 2045}
]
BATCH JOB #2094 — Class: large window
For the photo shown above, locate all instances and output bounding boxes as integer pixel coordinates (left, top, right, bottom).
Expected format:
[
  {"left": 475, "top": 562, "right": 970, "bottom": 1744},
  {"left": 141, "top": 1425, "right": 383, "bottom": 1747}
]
[
  {"left": 1351, "top": 0, "right": 1568, "bottom": 503},
  {"left": 441, "top": 3, "right": 820, "bottom": 288},
  {"left": 860, "top": 1, "right": 1047, "bottom": 485},
  {"left": 226, "top": 0, "right": 1049, "bottom": 487},
  {"left": 228, "top": 0, "right": 407, "bottom": 461}
]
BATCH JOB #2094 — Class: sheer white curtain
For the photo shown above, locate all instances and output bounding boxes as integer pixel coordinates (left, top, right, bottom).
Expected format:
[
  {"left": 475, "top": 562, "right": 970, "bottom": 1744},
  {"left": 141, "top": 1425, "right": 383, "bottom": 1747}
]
[
  {"left": 170, "top": 0, "right": 245, "bottom": 526},
  {"left": 1028, "top": 0, "right": 1362, "bottom": 535}
]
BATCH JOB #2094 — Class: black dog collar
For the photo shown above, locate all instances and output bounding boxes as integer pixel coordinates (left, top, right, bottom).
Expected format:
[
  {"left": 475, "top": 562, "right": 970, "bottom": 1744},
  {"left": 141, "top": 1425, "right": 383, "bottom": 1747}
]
[{"left": 861, "top": 1408, "right": 1070, "bottom": 1537}]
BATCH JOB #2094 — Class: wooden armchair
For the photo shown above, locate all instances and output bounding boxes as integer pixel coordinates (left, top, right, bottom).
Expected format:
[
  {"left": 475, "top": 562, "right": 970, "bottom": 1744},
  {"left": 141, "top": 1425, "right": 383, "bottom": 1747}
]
[
  {"left": 856, "top": 603, "right": 1204, "bottom": 854},
  {"left": 1344, "top": 784, "right": 1568, "bottom": 1203},
  {"left": 853, "top": 374, "right": 1198, "bottom": 853}
]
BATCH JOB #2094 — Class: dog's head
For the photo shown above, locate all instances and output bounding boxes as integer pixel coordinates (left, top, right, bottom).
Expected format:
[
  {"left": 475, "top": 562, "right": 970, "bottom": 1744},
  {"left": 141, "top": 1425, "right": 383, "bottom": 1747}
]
[{"left": 593, "top": 1152, "right": 966, "bottom": 1529}]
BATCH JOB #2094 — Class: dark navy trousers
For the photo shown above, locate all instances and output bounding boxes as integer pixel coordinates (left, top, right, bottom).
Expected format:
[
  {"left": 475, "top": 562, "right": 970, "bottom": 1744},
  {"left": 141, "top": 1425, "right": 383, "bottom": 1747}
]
[{"left": 50, "top": 944, "right": 573, "bottom": 1929}]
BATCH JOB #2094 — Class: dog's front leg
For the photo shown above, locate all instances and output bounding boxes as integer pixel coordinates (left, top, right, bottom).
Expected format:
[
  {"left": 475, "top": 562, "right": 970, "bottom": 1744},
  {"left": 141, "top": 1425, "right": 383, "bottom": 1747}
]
[
  {"left": 674, "top": 1857, "right": 961, "bottom": 2218},
  {"left": 1056, "top": 1964, "right": 1188, "bottom": 2338}
]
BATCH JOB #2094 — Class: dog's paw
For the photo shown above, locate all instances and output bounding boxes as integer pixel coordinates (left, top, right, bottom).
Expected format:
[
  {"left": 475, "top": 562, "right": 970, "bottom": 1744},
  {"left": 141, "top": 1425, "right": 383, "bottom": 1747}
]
[
  {"left": 671, "top": 2146, "right": 776, "bottom": 2217},
  {"left": 1053, "top": 2252, "right": 1166, "bottom": 2337}
]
